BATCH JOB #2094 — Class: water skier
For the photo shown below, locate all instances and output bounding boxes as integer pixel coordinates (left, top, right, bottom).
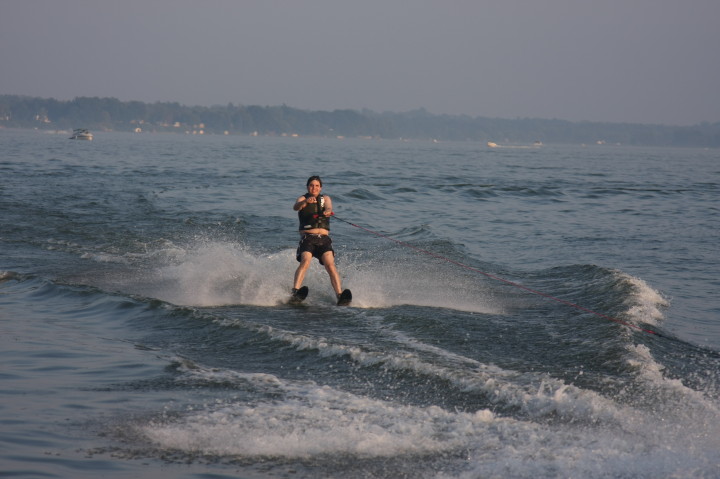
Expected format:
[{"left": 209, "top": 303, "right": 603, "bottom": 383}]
[{"left": 291, "top": 176, "right": 351, "bottom": 305}]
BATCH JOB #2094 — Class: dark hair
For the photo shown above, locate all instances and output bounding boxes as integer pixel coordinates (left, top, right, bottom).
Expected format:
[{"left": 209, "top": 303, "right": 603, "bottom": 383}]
[{"left": 306, "top": 176, "right": 323, "bottom": 187}]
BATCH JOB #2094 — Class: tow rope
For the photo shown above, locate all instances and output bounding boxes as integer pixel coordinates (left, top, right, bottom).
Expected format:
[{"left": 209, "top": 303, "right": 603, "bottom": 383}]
[{"left": 332, "top": 214, "right": 668, "bottom": 339}]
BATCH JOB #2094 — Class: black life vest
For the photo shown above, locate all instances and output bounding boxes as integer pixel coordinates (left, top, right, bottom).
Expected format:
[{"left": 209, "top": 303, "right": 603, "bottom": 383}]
[{"left": 298, "top": 193, "right": 330, "bottom": 231}]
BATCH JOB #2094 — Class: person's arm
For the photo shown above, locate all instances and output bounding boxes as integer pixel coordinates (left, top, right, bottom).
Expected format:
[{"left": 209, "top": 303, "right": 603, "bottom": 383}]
[
  {"left": 323, "top": 196, "right": 333, "bottom": 216},
  {"left": 294, "top": 195, "right": 309, "bottom": 211}
]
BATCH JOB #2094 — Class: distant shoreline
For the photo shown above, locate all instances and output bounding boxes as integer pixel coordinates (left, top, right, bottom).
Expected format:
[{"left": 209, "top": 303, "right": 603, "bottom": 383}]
[{"left": 1, "top": 95, "right": 718, "bottom": 148}]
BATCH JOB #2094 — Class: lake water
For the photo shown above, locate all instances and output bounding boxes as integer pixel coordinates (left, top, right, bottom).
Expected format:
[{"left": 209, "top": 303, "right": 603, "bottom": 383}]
[{"left": 1, "top": 129, "right": 719, "bottom": 478}]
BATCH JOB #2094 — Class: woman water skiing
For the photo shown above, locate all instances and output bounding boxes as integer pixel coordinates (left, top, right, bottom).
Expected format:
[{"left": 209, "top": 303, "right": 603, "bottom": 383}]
[{"left": 291, "top": 176, "right": 351, "bottom": 305}]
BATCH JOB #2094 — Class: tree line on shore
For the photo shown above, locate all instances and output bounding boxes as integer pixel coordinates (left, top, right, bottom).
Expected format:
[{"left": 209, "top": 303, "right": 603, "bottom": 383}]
[{"left": 1, "top": 94, "right": 718, "bottom": 147}]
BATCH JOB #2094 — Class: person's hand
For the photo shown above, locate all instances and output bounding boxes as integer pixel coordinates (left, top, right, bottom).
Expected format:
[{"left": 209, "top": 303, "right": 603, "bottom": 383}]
[{"left": 306, "top": 196, "right": 317, "bottom": 204}]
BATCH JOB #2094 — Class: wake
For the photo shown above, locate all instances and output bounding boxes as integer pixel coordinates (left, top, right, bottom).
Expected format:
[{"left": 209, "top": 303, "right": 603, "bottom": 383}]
[{"left": 86, "top": 240, "right": 503, "bottom": 313}]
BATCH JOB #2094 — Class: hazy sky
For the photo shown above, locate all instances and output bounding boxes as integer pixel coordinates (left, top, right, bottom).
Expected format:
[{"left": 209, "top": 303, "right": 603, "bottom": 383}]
[{"left": 2, "top": 0, "right": 718, "bottom": 125}]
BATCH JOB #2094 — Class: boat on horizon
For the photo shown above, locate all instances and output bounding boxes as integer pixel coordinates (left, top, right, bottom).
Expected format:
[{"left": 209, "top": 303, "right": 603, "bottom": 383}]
[{"left": 69, "top": 128, "right": 93, "bottom": 140}]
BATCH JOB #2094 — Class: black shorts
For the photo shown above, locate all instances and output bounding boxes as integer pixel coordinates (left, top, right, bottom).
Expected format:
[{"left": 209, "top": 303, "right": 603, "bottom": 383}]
[{"left": 296, "top": 234, "right": 334, "bottom": 265}]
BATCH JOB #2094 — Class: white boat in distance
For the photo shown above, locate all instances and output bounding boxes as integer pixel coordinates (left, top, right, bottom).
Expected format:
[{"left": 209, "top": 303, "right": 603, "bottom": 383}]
[
  {"left": 69, "top": 128, "right": 93, "bottom": 140},
  {"left": 487, "top": 140, "right": 543, "bottom": 149}
]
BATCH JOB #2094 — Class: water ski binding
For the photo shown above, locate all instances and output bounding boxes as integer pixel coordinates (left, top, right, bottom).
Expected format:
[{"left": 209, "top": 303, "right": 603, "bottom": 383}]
[
  {"left": 337, "top": 289, "right": 352, "bottom": 306},
  {"left": 289, "top": 286, "right": 309, "bottom": 304}
]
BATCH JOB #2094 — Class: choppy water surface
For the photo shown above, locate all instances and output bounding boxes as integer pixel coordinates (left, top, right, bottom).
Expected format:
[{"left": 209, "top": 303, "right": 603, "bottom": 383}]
[{"left": 1, "top": 129, "right": 719, "bottom": 478}]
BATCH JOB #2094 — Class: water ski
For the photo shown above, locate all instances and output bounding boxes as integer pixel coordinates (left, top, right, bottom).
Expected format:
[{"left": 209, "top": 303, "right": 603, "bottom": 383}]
[
  {"left": 289, "top": 286, "right": 308, "bottom": 304},
  {"left": 337, "top": 289, "right": 352, "bottom": 306}
]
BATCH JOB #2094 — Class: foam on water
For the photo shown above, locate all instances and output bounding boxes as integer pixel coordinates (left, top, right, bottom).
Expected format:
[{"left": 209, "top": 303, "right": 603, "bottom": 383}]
[
  {"left": 131, "top": 358, "right": 720, "bottom": 477},
  {"left": 95, "top": 239, "right": 503, "bottom": 313},
  {"left": 250, "top": 321, "right": 625, "bottom": 424},
  {"left": 141, "top": 363, "right": 498, "bottom": 458},
  {"left": 614, "top": 270, "right": 669, "bottom": 327},
  {"left": 607, "top": 271, "right": 720, "bottom": 409}
]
